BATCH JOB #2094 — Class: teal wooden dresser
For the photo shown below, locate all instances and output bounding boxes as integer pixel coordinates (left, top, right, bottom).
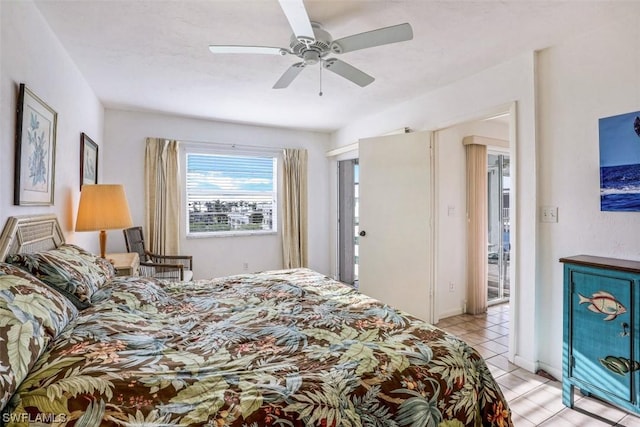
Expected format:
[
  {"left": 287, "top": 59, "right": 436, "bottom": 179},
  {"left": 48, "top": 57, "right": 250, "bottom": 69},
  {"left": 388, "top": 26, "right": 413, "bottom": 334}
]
[{"left": 561, "top": 255, "right": 640, "bottom": 413}]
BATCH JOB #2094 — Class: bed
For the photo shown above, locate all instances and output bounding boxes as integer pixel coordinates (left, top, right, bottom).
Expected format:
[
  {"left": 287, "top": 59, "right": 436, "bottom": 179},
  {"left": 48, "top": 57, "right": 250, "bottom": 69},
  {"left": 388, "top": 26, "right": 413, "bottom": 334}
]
[{"left": 0, "top": 214, "right": 513, "bottom": 426}]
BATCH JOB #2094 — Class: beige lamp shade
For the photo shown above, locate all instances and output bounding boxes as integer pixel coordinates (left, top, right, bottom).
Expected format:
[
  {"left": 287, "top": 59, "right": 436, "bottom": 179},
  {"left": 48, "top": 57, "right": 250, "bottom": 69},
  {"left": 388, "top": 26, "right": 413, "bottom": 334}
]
[{"left": 75, "top": 184, "right": 133, "bottom": 258}]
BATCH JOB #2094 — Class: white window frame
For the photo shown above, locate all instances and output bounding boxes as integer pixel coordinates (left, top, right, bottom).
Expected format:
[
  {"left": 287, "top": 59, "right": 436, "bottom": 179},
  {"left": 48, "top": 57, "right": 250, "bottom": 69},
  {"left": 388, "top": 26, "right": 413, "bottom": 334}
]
[{"left": 183, "top": 143, "right": 279, "bottom": 238}]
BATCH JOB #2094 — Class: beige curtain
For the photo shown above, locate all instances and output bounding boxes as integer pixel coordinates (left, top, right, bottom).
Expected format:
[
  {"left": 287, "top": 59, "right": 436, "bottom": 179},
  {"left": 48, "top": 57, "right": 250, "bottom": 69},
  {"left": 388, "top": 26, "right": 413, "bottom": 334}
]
[
  {"left": 282, "top": 148, "right": 308, "bottom": 268},
  {"left": 144, "top": 138, "right": 181, "bottom": 255},
  {"left": 465, "top": 143, "right": 488, "bottom": 315}
]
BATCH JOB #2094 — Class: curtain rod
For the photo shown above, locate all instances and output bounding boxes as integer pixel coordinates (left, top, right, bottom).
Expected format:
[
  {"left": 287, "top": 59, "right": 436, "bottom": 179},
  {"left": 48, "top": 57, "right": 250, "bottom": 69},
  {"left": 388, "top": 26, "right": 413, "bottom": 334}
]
[
  {"left": 462, "top": 135, "right": 508, "bottom": 148},
  {"left": 178, "top": 139, "right": 285, "bottom": 153}
]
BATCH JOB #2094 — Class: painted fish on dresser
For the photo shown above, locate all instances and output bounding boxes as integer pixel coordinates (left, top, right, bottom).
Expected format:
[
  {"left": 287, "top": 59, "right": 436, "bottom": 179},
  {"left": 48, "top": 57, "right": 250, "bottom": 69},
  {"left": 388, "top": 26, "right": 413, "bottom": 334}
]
[
  {"left": 600, "top": 356, "right": 640, "bottom": 376},
  {"left": 578, "top": 291, "right": 626, "bottom": 321}
]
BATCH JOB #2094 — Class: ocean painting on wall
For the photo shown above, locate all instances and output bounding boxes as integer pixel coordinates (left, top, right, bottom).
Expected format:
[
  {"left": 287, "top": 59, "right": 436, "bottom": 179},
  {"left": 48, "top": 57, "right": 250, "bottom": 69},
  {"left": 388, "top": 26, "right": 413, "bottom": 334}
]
[{"left": 599, "top": 110, "right": 640, "bottom": 211}]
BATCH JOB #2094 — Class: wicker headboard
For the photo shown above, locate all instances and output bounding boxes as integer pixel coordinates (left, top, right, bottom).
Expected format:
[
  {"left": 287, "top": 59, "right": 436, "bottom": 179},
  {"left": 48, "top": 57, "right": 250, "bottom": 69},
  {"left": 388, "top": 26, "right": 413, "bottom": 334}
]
[{"left": 0, "top": 214, "right": 66, "bottom": 261}]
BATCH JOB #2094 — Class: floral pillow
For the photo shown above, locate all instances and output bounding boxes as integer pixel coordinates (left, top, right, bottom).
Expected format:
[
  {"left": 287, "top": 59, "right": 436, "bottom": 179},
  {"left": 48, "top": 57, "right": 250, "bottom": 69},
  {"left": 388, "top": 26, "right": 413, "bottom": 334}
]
[
  {"left": 54, "top": 244, "right": 116, "bottom": 279},
  {"left": 0, "top": 263, "right": 77, "bottom": 411},
  {"left": 6, "top": 244, "right": 115, "bottom": 309}
]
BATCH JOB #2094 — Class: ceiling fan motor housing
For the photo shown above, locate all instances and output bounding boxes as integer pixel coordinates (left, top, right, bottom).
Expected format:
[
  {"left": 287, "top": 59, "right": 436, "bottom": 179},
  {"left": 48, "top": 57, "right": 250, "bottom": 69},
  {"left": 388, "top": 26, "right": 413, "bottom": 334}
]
[{"left": 290, "top": 22, "right": 332, "bottom": 65}]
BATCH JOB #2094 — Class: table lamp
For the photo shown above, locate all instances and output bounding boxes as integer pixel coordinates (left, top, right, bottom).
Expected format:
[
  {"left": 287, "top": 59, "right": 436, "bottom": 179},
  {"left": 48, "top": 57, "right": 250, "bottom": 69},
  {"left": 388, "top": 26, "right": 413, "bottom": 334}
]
[{"left": 75, "top": 184, "right": 133, "bottom": 258}]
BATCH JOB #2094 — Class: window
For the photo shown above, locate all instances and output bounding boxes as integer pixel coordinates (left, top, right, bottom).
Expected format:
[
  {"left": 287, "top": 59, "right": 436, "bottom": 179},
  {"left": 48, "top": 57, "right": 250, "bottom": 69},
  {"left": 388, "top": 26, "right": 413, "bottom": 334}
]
[{"left": 186, "top": 152, "right": 277, "bottom": 236}]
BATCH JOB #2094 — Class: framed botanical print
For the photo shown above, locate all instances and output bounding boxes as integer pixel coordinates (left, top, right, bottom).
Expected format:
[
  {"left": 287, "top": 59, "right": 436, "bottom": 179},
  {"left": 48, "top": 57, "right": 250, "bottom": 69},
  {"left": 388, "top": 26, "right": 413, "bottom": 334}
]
[
  {"left": 80, "top": 132, "right": 98, "bottom": 189},
  {"left": 14, "top": 83, "right": 57, "bottom": 206}
]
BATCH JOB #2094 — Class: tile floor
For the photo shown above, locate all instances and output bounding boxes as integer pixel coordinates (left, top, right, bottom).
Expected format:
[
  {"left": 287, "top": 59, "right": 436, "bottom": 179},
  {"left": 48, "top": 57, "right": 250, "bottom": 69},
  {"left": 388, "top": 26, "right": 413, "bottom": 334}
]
[{"left": 435, "top": 304, "right": 640, "bottom": 426}]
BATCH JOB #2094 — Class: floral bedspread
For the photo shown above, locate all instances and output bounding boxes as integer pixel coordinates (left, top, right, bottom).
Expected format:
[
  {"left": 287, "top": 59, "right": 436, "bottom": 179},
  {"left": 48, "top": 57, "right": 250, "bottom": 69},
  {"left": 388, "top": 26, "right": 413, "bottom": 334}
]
[{"left": 4, "top": 268, "right": 512, "bottom": 426}]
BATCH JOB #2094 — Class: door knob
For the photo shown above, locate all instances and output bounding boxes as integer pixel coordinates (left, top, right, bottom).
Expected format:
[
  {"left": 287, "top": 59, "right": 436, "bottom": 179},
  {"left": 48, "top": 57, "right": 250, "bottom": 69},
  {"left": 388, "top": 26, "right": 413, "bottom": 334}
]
[{"left": 359, "top": 230, "right": 366, "bottom": 237}]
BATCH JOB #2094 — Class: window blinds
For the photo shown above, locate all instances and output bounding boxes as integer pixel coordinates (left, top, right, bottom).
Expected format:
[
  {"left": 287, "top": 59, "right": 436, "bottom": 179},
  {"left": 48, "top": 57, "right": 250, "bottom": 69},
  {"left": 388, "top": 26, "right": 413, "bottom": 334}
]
[{"left": 186, "top": 153, "right": 277, "bottom": 235}]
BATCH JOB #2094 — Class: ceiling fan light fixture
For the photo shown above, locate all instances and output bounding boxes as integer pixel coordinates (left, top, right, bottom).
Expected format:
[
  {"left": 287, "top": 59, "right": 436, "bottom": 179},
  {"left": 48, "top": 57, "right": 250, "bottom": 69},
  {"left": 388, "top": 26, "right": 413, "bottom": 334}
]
[{"left": 302, "top": 50, "right": 320, "bottom": 65}]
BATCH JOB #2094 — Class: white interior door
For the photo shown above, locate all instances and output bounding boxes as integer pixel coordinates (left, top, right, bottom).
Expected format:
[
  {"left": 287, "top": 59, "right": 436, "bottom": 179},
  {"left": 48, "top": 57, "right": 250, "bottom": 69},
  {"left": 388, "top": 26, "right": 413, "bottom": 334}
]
[{"left": 358, "top": 131, "right": 434, "bottom": 322}]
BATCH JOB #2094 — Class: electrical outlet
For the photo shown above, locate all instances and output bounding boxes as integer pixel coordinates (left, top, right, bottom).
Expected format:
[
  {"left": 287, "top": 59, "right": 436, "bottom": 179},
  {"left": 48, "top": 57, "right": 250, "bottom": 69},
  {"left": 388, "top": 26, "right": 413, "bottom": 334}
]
[
  {"left": 243, "top": 262, "right": 249, "bottom": 271},
  {"left": 449, "top": 282, "right": 455, "bottom": 292},
  {"left": 541, "top": 206, "right": 558, "bottom": 223}
]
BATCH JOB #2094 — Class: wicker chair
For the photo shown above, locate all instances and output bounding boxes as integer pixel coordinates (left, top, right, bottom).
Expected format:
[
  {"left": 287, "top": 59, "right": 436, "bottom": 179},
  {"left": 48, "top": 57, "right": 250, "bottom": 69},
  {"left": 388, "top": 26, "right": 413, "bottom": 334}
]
[{"left": 123, "top": 226, "right": 193, "bottom": 281}]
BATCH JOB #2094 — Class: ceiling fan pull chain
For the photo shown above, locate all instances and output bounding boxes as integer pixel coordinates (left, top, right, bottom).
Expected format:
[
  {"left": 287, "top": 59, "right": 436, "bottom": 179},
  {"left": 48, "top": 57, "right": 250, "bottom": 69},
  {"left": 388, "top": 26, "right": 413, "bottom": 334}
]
[{"left": 319, "top": 63, "right": 323, "bottom": 97}]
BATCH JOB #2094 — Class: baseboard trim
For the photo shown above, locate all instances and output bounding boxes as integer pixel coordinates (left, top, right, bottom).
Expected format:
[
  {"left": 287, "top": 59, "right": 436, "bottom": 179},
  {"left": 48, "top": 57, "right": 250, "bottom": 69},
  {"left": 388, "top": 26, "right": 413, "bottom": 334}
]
[
  {"left": 513, "top": 355, "right": 538, "bottom": 374},
  {"left": 536, "top": 361, "right": 561, "bottom": 382},
  {"left": 437, "top": 308, "right": 464, "bottom": 320}
]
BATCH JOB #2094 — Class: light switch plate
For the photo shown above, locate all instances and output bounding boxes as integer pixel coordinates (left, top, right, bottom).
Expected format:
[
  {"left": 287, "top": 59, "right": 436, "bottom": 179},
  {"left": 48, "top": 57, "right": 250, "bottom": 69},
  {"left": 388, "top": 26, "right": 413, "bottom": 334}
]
[{"left": 542, "top": 206, "right": 558, "bottom": 223}]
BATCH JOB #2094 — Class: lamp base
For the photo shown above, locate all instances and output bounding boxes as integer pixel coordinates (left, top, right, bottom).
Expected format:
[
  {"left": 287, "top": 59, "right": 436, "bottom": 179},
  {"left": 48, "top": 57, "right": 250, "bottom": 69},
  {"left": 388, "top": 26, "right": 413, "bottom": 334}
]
[{"left": 99, "top": 229, "right": 107, "bottom": 258}]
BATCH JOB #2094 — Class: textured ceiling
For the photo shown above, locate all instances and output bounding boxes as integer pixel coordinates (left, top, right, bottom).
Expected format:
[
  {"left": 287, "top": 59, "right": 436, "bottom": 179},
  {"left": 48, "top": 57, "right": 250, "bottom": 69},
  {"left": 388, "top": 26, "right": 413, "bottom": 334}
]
[{"left": 34, "top": 0, "right": 640, "bottom": 132}]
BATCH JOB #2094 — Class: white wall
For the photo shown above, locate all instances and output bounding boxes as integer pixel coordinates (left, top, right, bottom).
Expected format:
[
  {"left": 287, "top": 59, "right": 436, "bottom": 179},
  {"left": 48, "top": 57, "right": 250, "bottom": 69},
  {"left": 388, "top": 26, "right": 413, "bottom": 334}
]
[
  {"left": 0, "top": 1, "right": 104, "bottom": 250},
  {"left": 328, "top": 53, "right": 539, "bottom": 372},
  {"left": 103, "top": 109, "right": 331, "bottom": 279},
  {"left": 434, "top": 119, "right": 509, "bottom": 320},
  {"left": 536, "top": 14, "right": 640, "bottom": 378}
]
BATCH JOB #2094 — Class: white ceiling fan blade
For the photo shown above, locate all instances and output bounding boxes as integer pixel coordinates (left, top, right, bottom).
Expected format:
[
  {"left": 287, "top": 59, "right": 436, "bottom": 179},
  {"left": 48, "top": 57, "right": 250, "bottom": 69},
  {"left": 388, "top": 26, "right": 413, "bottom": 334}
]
[
  {"left": 278, "top": 0, "right": 314, "bottom": 40},
  {"left": 273, "top": 63, "right": 306, "bottom": 89},
  {"left": 331, "top": 23, "right": 413, "bottom": 54},
  {"left": 323, "top": 58, "right": 374, "bottom": 87},
  {"left": 209, "top": 45, "right": 287, "bottom": 55}
]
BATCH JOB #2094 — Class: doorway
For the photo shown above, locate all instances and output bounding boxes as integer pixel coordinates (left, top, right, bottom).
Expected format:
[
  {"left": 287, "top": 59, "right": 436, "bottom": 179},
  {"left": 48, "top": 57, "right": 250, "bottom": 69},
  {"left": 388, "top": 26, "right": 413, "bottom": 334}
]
[
  {"left": 333, "top": 105, "right": 516, "bottom": 361},
  {"left": 337, "top": 159, "right": 359, "bottom": 286},
  {"left": 487, "top": 152, "right": 510, "bottom": 304}
]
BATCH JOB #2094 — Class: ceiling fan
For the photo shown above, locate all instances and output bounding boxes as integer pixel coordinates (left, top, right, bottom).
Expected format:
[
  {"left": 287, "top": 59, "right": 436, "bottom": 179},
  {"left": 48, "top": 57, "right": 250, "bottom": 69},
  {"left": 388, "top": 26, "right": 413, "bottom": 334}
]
[{"left": 208, "top": 0, "right": 413, "bottom": 92}]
